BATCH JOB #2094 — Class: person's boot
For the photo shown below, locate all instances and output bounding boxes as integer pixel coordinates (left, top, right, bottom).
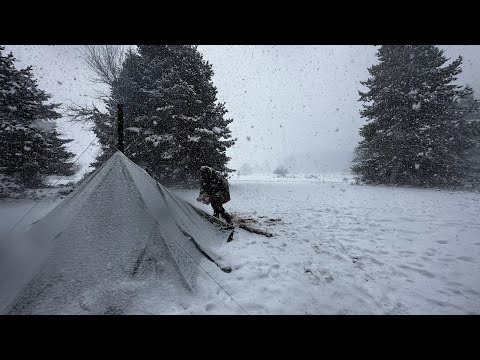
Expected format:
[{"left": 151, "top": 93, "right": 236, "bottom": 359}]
[{"left": 222, "top": 211, "right": 233, "bottom": 224}]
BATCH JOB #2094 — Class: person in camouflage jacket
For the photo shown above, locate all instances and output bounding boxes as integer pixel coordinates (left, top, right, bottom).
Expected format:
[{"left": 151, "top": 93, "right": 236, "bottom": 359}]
[{"left": 197, "top": 166, "right": 232, "bottom": 224}]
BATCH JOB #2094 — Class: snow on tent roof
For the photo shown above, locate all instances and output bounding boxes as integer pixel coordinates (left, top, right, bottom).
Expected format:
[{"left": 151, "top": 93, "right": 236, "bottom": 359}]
[{"left": 0, "top": 151, "right": 234, "bottom": 315}]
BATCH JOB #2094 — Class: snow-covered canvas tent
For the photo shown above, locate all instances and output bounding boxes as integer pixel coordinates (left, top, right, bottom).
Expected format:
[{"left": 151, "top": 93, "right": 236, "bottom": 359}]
[{"left": 0, "top": 151, "right": 234, "bottom": 314}]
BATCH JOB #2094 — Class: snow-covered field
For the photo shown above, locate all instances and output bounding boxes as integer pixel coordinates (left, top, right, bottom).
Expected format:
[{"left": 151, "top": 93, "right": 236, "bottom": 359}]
[
  {"left": 1, "top": 176, "right": 479, "bottom": 314},
  {"left": 228, "top": 172, "right": 354, "bottom": 183},
  {"left": 0, "top": 189, "right": 65, "bottom": 235}
]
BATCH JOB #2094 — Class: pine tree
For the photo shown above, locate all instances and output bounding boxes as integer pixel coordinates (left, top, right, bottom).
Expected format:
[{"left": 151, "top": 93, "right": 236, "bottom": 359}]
[
  {"left": 0, "top": 46, "right": 74, "bottom": 193},
  {"left": 457, "top": 89, "right": 480, "bottom": 187},
  {"left": 80, "top": 45, "right": 236, "bottom": 186},
  {"left": 352, "top": 45, "right": 479, "bottom": 187}
]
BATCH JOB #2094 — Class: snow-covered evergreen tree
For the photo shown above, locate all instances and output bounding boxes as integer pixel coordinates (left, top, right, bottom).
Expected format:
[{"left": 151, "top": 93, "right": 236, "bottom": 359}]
[
  {"left": 0, "top": 46, "right": 74, "bottom": 194},
  {"left": 352, "top": 45, "right": 479, "bottom": 187},
  {"left": 79, "top": 45, "right": 236, "bottom": 186},
  {"left": 457, "top": 89, "right": 480, "bottom": 187}
]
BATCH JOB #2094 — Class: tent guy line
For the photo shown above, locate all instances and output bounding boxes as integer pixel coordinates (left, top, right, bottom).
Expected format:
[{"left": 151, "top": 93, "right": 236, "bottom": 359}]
[
  {"left": 1, "top": 152, "right": 245, "bottom": 314},
  {"left": 8, "top": 137, "right": 100, "bottom": 234},
  {"left": 122, "top": 155, "right": 249, "bottom": 314}
]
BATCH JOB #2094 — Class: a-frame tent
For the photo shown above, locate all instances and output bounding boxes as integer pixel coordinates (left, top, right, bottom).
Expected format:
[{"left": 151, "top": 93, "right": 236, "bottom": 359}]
[{"left": 1, "top": 151, "right": 234, "bottom": 314}]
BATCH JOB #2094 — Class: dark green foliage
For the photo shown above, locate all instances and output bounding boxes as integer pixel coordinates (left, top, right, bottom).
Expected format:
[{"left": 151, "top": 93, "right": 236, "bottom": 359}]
[
  {"left": 77, "top": 45, "right": 236, "bottom": 187},
  {"left": 352, "top": 45, "right": 479, "bottom": 188},
  {"left": 0, "top": 46, "right": 74, "bottom": 194}
]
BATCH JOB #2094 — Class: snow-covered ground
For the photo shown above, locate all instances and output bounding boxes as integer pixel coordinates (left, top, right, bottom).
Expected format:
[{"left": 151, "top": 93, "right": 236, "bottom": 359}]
[
  {"left": 0, "top": 188, "right": 65, "bottom": 235},
  {"left": 176, "top": 177, "right": 480, "bottom": 314},
  {"left": 228, "top": 172, "right": 354, "bottom": 183},
  {"left": 1, "top": 176, "right": 479, "bottom": 314}
]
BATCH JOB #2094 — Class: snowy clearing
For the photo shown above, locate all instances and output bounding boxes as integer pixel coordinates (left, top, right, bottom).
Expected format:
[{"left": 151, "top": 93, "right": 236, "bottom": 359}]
[{"left": 1, "top": 177, "right": 479, "bottom": 314}]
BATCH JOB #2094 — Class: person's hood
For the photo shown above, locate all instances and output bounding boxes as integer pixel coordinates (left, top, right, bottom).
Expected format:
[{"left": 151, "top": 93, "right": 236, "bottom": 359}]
[{"left": 200, "top": 166, "right": 215, "bottom": 175}]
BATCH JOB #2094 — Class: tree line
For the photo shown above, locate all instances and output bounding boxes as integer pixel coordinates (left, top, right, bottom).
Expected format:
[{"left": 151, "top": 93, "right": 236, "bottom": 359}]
[{"left": 1, "top": 45, "right": 479, "bottom": 198}]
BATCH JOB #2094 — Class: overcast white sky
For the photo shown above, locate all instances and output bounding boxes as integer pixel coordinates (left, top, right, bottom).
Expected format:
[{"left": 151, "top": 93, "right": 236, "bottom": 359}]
[{"left": 4, "top": 45, "right": 480, "bottom": 176}]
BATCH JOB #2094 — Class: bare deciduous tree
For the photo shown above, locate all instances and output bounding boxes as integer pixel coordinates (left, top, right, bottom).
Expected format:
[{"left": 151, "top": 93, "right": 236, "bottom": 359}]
[
  {"left": 65, "top": 102, "right": 104, "bottom": 123},
  {"left": 82, "top": 45, "right": 127, "bottom": 87},
  {"left": 273, "top": 165, "right": 289, "bottom": 177}
]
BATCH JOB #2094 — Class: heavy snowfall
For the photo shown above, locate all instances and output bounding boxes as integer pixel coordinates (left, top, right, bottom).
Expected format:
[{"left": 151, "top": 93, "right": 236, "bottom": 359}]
[{"left": 0, "top": 45, "right": 479, "bottom": 315}]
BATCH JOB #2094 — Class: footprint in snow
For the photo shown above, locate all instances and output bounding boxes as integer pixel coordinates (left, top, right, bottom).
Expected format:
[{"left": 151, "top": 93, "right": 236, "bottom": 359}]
[{"left": 205, "top": 303, "right": 216, "bottom": 312}]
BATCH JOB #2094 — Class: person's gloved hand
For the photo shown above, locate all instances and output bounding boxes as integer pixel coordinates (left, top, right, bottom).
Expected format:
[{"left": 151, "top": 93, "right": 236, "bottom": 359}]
[{"left": 197, "top": 194, "right": 211, "bottom": 204}]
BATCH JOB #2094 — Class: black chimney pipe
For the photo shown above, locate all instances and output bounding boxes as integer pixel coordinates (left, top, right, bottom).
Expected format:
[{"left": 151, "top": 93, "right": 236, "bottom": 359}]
[{"left": 117, "top": 103, "right": 124, "bottom": 152}]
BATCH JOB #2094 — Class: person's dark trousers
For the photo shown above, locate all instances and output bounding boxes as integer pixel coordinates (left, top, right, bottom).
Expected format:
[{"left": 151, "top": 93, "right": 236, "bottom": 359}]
[{"left": 211, "top": 198, "right": 232, "bottom": 224}]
